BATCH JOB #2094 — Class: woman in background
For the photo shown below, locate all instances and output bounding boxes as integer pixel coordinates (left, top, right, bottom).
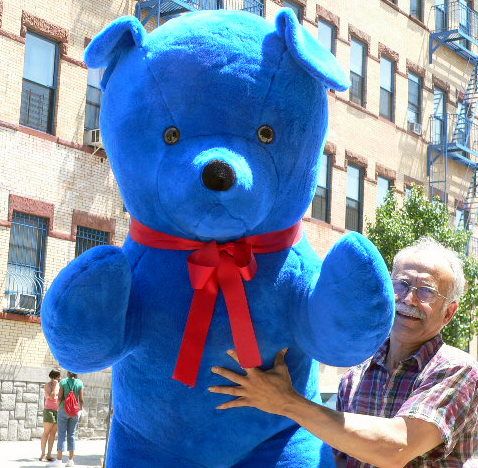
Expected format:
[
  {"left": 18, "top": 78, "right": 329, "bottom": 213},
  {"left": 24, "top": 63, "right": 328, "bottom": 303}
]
[
  {"left": 50, "top": 371, "right": 84, "bottom": 467},
  {"left": 39, "top": 368, "right": 61, "bottom": 462}
]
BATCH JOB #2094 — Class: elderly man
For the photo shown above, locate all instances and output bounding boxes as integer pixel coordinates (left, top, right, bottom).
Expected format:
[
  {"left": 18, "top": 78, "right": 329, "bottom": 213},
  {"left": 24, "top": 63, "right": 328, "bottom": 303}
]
[{"left": 209, "top": 237, "right": 478, "bottom": 467}]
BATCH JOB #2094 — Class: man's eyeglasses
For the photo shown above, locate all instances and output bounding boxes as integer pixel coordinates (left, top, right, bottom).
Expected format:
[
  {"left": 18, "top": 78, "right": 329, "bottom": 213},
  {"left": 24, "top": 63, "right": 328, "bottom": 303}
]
[{"left": 392, "top": 279, "right": 448, "bottom": 304}]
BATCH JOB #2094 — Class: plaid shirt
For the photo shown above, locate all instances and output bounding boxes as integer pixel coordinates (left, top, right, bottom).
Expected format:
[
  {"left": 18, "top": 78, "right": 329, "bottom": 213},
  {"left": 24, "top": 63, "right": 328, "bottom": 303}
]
[{"left": 335, "top": 334, "right": 478, "bottom": 467}]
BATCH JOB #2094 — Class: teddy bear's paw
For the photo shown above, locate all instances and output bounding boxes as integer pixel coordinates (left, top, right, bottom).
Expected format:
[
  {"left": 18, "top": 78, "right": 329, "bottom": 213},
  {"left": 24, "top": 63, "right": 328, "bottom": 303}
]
[
  {"left": 296, "top": 232, "right": 394, "bottom": 366},
  {"left": 41, "top": 245, "right": 133, "bottom": 372}
]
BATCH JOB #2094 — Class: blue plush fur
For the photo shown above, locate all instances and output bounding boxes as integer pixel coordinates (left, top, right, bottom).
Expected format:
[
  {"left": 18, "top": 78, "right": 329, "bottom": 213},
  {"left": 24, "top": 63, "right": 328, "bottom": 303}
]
[{"left": 41, "top": 10, "right": 394, "bottom": 467}]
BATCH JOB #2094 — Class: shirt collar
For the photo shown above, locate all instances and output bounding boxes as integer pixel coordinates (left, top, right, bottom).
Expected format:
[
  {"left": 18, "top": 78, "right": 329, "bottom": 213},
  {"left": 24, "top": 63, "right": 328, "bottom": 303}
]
[{"left": 371, "top": 334, "right": 444, "bottom": 371}]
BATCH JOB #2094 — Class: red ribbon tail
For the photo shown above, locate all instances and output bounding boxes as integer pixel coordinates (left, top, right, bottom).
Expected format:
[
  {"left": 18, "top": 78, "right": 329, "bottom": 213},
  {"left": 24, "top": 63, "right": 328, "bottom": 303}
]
[
  {"left": 218, "top": 258, "right": 262, "bottom": 369},
  {"left": 173, "top": 284, "right": 218, "bottom": 387}
]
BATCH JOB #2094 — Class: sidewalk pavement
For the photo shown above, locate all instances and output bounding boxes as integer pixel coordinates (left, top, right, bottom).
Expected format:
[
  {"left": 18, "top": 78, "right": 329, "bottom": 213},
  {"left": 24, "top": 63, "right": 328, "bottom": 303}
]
[{"left": 0, "top": 439, "right": 106, "bottom": 468}]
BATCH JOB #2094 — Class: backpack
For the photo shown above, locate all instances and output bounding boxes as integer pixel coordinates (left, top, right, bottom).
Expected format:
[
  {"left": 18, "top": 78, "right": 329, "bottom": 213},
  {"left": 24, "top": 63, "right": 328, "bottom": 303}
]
[{"left": 64, "top": 380, "right": 81, "bottom": 417}]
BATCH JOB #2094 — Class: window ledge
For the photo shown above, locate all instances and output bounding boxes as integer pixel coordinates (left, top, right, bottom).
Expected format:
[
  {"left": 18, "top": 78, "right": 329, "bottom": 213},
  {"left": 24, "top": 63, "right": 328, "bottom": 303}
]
[{"left": 0, "top": 312, "right": 40, "bottom": 324}]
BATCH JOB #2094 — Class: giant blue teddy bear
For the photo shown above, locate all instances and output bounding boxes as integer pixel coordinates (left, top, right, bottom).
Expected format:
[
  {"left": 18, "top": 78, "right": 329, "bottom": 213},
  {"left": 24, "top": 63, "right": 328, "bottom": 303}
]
[{"left": 42, "top": 9, "right": 394, "bottom": 467}]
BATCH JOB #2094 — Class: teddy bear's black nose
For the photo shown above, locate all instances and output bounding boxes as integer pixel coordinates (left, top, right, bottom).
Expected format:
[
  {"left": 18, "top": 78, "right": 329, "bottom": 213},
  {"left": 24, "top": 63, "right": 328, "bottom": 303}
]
[{"left": 202, "top": 160, "right": 236, "bottom": 191}]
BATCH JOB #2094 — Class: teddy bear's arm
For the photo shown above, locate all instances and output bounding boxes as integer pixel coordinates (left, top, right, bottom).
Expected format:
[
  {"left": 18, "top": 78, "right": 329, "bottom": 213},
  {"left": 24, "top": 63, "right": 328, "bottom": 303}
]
[
  {"left": 293, "top": 233, "right": 395, "bottom": 366},
  {"left": 41, "top": 245, "right": 136, "bottom": 372}
]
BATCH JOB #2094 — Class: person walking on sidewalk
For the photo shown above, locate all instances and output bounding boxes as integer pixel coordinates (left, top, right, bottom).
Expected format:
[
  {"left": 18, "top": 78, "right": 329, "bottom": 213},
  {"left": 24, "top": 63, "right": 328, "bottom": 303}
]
[
  {"left": 49, "top": 371, "right": 84, "bottom": 467},
  {"left": 39, "top": 368, "right": 61, "bottom": 462}
]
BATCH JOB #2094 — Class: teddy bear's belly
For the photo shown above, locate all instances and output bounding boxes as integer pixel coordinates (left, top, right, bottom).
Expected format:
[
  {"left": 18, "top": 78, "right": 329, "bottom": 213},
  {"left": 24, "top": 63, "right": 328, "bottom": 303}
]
[
  {"left": 111, "top": 247, "right": 321, "bottom": 465},
  {"left": 112, "top": 348, "right": 320, "bottom": 466}
]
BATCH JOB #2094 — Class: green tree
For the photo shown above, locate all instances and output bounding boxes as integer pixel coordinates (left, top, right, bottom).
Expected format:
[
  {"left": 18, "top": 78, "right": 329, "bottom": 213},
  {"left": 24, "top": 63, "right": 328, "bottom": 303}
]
[{"left": 366, "top": 185, "right": 478, "bottom": 350}]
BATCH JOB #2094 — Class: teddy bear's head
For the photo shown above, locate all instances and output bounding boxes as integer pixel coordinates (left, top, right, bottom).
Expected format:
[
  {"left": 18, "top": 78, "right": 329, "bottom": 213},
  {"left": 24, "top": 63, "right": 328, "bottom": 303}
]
[{"left": 85, "top": 10, "right": 349, "bottom": 241}]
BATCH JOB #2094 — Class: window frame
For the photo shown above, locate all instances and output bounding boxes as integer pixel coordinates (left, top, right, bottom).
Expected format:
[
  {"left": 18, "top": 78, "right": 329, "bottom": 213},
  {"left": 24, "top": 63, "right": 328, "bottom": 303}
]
[
  {"left": 345, "top": 164, "right": 364, "bottom": 233},
  {"left": 312, "top": 153, "right": 332, "bottom": 223},
  {"left": 379, "top": 56, "right": 395, "bottom": 121},
  {"left": 410, "top": 0, "right": 423, "bottom": 21},
  {"left": 318, "top": 19, "right": 336, "bottom": 56},
  {"left": 282, "top": 0, "right": 304, "bottom": 23},
  {"left": 407, "top": 72, "right": 422, "bottom": 124},
  {"left": 455, "top": 207, "right": 470, "bottom": 229},
  {"left": 433, "top": 87, "right": 447, "bottom": 144},
  {"left": 349, "top": 37, "right": 367, "bottom": 107},
  {"left": 75, "top": 225, "right": 110, "bottom": 258},
  {"left": 377, "top": 176, "right": 392, "bottom": 206},
  {"left": 20, "top": 31, "right": 59, "bottom": 134},
  {"left": 5, "top": 211, "right": 49, "bottom": 315},
  {"left": 85, "top": 68, "right": 104, "bottom": 131}
]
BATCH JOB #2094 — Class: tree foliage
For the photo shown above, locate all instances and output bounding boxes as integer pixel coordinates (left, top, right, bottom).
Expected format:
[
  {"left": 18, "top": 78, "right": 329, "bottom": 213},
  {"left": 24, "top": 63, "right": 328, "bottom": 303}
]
[{"left": 366, "top": 185, "right": 478, "bottom": 350}]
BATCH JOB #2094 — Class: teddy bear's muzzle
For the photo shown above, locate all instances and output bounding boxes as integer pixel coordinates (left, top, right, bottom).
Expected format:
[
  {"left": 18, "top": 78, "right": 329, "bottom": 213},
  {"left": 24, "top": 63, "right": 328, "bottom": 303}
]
[{"left": 201, "top": 159, "right": 236, "bottom": 191}]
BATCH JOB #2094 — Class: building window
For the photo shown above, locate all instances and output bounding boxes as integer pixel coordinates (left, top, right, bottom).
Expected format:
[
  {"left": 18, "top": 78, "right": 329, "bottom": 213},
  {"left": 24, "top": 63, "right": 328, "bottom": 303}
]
[
  {"left": 408, "top": 72, "right": 422, "bottom": 124},
  {"left": 410, "top": 0, "right": 423, "bottom": 21},
  {"left": 433, "top": 87, "right": 446, "bottom": 144},
  {"left": 20, "top": 32, "right": 58, "bottom": 134},
  {"left": 345, "top": 165, "right": 363, "bottom": 232},
  {"left": 458, "top": 0, "right": 472, "bottom": 49},
  {"left": 455, "top": 207, "right": 470, "bottom": 229},
  {"left": 85, "top": 68, "right": 103, "bottom": 130},
  {"left": 435, "top": 0, "right": 446, "bottom": 30},
  {"left": 318, "top": 19, "right": 336, "bottom": 55},
  {"left": 377, "top": 176, "right": 391, "bottom": 206},
  {"left": 5, "top": 212, "right": 48, "bottom": 315},
  {"left": 282, "top": 0, "right": 303, "bottom": 23},
  {"left": 380, "top": 57, "right": 395, "bottom": 121},
  {"left": 404, "top": 185, "right": 413, "bottom": 199},
  {"left": 312, "top": 154, "right": 331, "bottom": 222},
  {"left": 75, "top": 226, "right": 110, "bottom": 257},
  {"left": 350, "top": 38, "right": 366, "bottom": 106}
]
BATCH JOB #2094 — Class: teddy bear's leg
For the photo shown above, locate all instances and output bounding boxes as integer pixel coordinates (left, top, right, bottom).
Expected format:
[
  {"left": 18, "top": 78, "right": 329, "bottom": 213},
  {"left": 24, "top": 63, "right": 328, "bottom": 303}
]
[
  {"left": 233, "top": 424, "right": 335, "bottom": 467},
  {"left": 106, "top": 417, "right": 206, "bottom": 468},
  {"left": 293, "top": 232, "right": 394, "bottom": 368},
  {"left": 41, "top": 245, "right": 135, "bottom": 373}
]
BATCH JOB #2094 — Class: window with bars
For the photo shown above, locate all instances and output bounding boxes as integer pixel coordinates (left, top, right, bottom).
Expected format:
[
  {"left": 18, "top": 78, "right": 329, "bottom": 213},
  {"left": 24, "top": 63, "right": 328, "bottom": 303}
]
[
  {"left": 312, "top": 154, "right": 331, "bottom": 222},
  {"left": 20, "top": 33, "right": 58, "bottom": 134},
  {"left": 5, "top": 212, "right": 48, "bottom": 315},
  {"left": 410, "top": 0, "right": 423, "bottom": 20},
  {"left": 318, "top": 19, "right": 336, "bottom": 55},
  {"left": 408, "top": 72, "right": 422, "bottom": 124},
  {"left": 380, "top": 57, "right": 395, "bottom": 121},
  {"left": 350, "top": 38, "right": 366, "bottom": 106},
  {"left": 85, "top": 68, "right": 104, "bottom": 130},
  {"left": 345, "top": 165, "right": 363, "bottom": 232},
  {"left": 282, "top": 0, "right": 303, "bottom": 23},
  {"left": 75, "top": 226, "right": 110, "bottom": 257}
]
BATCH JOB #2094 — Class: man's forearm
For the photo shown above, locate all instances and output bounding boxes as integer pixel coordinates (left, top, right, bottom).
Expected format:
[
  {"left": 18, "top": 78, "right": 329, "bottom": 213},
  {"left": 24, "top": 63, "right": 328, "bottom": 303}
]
[{"left": 280, "top": 393, "right": 408, "bottom": 468}]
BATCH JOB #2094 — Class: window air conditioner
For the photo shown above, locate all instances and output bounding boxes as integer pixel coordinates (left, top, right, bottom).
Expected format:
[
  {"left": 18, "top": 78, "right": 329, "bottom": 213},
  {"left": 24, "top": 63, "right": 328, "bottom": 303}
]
[
  {"left": 84, "top": 128, "right": 103, "bottom": 147},
  {"left": 7, "top": 293, "right": 37, "bottom": 312},
  {"left": 408, "top": 122, "right": 422, "bottom": 135}
]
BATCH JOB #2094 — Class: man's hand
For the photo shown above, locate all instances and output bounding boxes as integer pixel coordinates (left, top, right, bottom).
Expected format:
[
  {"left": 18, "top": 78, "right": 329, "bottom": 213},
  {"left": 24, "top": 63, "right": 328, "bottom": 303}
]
[{"left": 209, "top": 349, "right": 300, "bottom": 415}]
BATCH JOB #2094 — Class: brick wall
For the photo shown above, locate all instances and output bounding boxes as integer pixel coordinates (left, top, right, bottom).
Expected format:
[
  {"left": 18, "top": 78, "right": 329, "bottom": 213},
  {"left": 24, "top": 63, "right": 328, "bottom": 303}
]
[{"left": 0, "top": 367, "right": 111, "bottom": 441}]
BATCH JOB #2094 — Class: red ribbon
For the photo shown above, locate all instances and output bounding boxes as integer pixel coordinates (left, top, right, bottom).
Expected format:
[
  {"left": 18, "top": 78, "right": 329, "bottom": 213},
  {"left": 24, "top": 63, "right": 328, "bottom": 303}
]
[{"left": 130, "top": 219, "right": 303, "bottom": 387}]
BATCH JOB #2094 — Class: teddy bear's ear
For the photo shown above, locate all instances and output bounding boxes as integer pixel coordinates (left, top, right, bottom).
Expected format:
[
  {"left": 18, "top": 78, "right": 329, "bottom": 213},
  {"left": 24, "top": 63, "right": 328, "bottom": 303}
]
[
  {"left": 84, "top": 16, "right": 147, "bottom": 90},
  {"left": 275, "top": 9, "right": 350, "bottom": 91}
]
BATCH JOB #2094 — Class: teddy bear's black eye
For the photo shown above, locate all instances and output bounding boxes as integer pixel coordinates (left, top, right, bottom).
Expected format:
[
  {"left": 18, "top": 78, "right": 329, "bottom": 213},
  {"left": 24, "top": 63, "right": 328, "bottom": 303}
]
[
  {"left": 257, "top": 125, "right": 274, "bottom": 144},
  {"left": 164, "top": 127, "right": 180, "bottom": 145}
]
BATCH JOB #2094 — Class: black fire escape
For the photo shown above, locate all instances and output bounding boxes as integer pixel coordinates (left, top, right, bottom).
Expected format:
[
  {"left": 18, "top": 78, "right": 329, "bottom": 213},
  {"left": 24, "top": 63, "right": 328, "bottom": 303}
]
[{"left": 428, "top": 1, "right": 478, "bottom": 237}]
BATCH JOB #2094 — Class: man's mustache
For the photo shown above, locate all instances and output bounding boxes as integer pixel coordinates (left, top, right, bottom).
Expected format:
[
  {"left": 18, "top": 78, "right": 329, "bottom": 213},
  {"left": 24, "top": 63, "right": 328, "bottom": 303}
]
[{"left": 396, "top": 303, "right": 425, "bottom": 320}]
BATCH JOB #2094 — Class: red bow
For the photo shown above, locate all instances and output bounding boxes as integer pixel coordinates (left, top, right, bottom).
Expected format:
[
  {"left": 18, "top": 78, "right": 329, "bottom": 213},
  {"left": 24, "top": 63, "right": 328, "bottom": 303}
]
[{"left": 130, "top": 219, "right": 303, "bottom": 387}]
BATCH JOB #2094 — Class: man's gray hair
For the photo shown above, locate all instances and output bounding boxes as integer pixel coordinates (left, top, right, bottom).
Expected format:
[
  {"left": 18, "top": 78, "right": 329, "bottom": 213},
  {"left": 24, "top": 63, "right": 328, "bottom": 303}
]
[{"left": 392, "top": 237, "right": 465, "bottom": 303}]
